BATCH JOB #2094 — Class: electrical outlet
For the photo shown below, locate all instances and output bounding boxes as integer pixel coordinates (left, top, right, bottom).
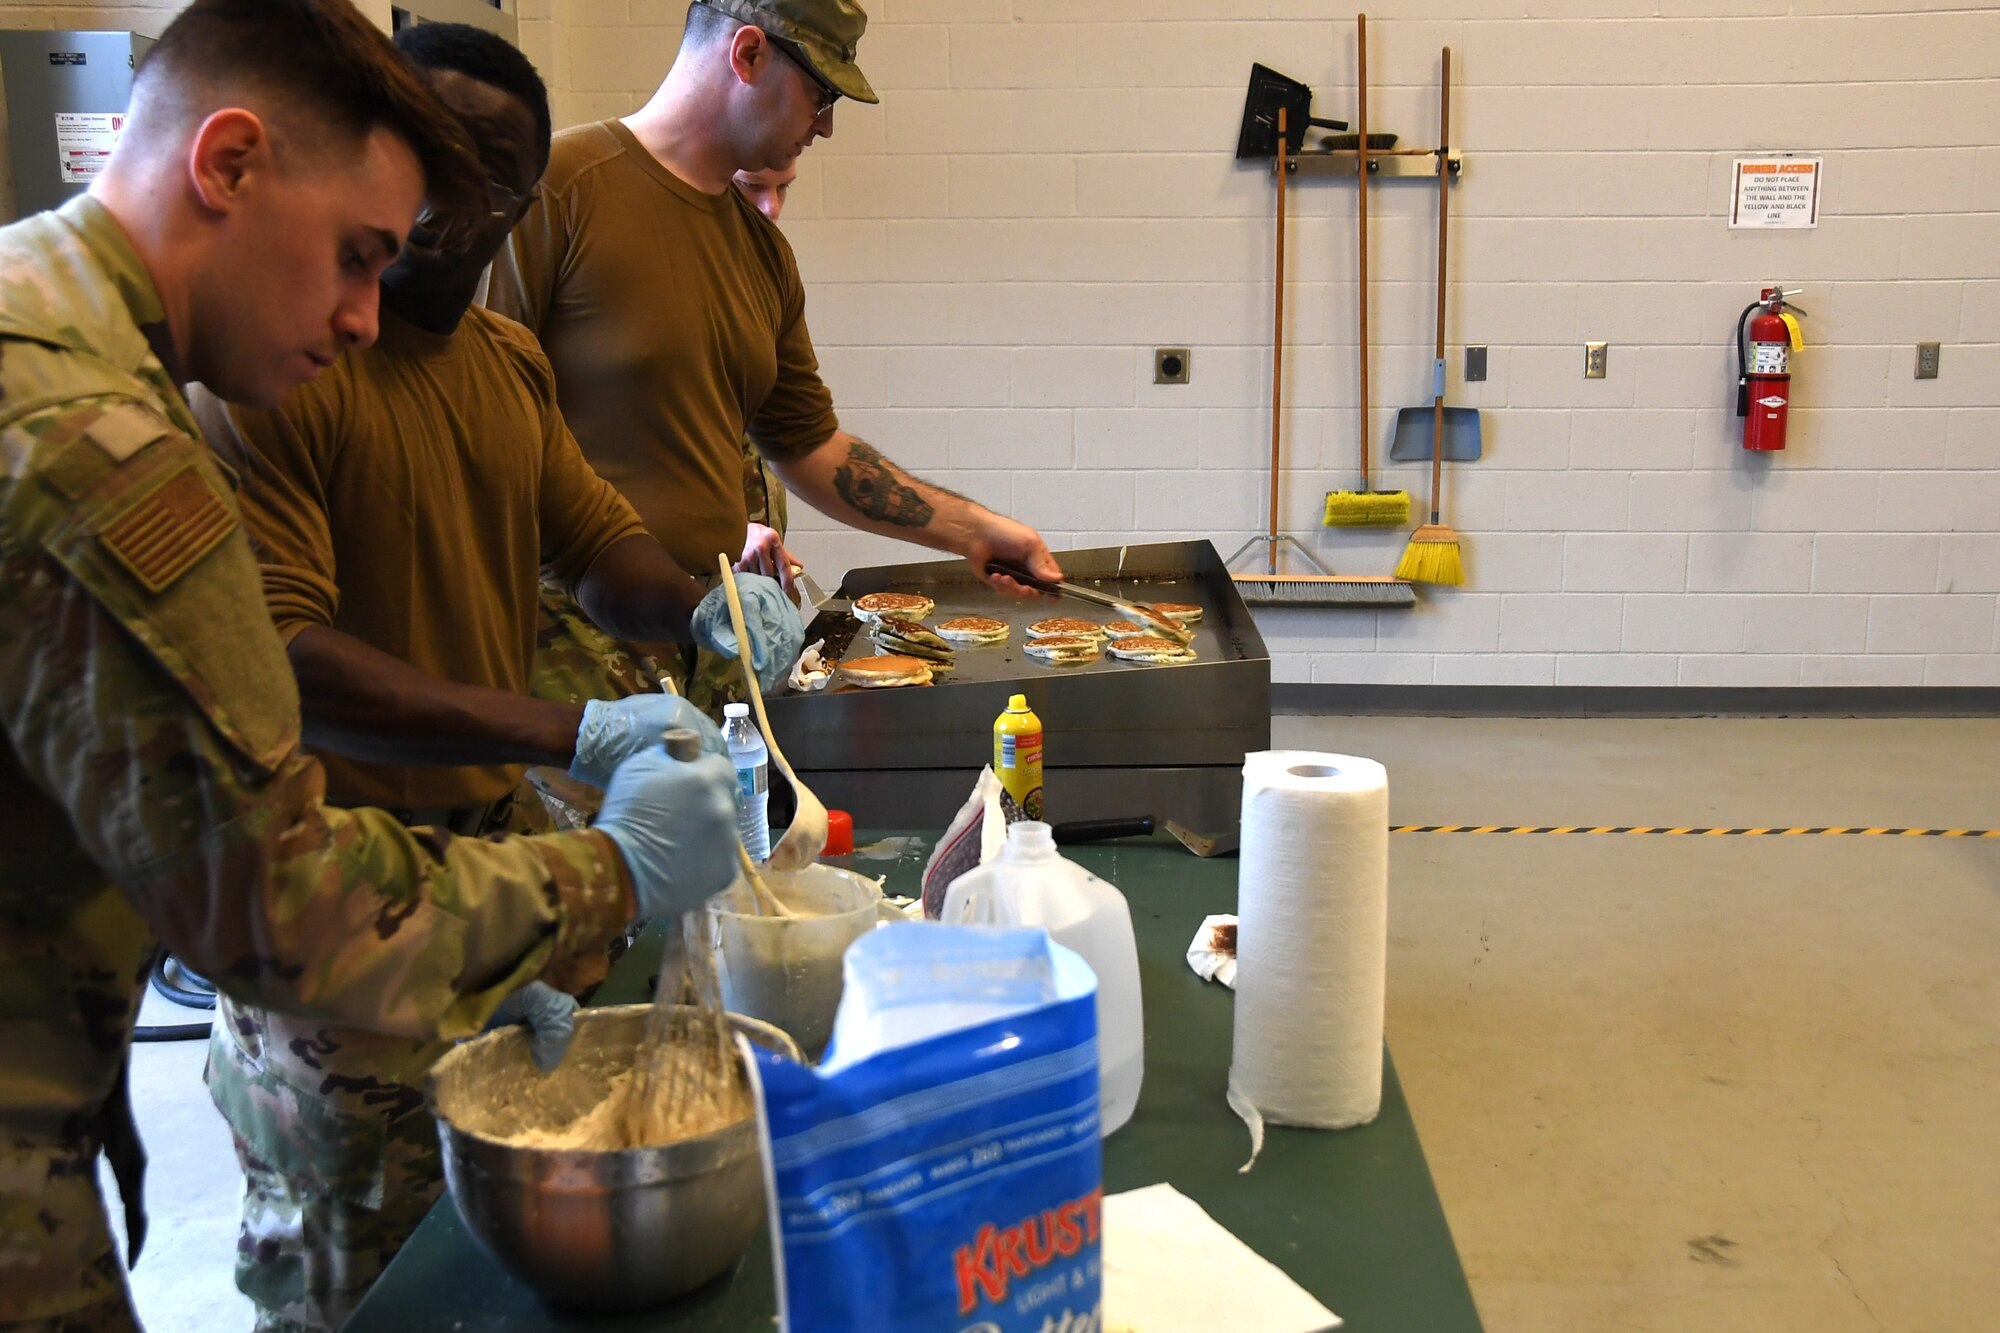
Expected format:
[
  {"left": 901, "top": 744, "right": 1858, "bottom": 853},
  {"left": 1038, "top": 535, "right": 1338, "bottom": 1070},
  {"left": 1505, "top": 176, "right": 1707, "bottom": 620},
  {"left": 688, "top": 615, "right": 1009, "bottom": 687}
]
[
  {"left": 1916, "top": 342, "right": 1941, "bottom": 380},
  {"left": 1584, "top": 342, "right": 1608, "bottom": 379},
  {"left": 1154, "top": 347, "right": 1191, "bottom": 385},
  {"left": 1465, "top": 345, "right": 1487, "bottom": 382}
]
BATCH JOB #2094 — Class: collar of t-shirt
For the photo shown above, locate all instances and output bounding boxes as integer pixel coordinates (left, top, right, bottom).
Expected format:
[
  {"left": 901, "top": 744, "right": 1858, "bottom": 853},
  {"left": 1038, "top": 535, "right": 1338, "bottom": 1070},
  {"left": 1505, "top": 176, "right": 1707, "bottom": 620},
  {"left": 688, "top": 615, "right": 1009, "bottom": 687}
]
[
  {"left": 605, "top": 118, "right": 740, "bottom": 217},
  {"left": 374, "top": 306, "right": 456, "bottom": 362}
]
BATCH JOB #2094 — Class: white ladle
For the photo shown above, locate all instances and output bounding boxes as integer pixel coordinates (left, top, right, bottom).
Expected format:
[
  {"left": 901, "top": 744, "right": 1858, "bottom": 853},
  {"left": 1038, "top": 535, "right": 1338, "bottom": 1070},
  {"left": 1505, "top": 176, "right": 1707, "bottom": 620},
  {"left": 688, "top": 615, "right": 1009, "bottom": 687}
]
[{"left": 717, "top": 555, "right": 829, "bottom": 874}]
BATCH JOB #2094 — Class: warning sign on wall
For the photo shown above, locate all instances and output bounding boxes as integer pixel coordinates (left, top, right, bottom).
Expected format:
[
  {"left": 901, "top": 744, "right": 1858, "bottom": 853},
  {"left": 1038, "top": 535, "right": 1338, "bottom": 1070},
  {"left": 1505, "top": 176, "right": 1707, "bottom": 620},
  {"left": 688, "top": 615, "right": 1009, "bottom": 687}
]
[
  {"left": 55, "top": 112, "right": 126, "bottom": 184},
  {"left": 1730, "top": 157, "right": 1821, "bottom": 230}
]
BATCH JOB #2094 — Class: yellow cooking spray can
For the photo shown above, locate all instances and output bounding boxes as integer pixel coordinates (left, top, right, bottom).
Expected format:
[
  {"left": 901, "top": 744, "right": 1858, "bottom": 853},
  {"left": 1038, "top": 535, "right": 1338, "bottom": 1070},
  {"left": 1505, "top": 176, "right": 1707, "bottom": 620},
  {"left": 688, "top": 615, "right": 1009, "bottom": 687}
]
[{"left": 993, "top": 693, "right": 1044, "bottom": 820}]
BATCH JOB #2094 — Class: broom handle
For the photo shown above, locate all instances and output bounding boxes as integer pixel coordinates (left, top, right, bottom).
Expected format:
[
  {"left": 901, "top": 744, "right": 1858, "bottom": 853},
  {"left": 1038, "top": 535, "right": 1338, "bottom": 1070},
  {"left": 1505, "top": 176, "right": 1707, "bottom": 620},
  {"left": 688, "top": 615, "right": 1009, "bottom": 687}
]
[
  {"left": 1356, "top": 14, "right": 1371, "bottom": 493},
  {"left": 1268, "top": 107, "right": 1288, "bottom": 574},
  {"left": 1429, "top": 47, "right": 1451, "bottom": 527}
]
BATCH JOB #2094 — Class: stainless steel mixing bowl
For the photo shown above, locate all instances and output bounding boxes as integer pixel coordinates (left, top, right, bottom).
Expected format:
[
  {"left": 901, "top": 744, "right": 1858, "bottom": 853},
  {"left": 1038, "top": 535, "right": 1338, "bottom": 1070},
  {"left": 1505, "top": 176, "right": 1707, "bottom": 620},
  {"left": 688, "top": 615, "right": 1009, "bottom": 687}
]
[{"left": 427, "top": 1003, "right": 798, "bottom": 1312}]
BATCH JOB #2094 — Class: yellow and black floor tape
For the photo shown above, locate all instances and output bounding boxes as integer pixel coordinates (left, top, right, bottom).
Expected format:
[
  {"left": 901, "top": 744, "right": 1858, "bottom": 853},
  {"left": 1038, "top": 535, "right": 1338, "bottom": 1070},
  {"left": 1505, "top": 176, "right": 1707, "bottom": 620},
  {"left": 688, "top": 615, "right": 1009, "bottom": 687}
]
[{"left": 1392, "top": 825, "right": 1998, "bottom": 837}]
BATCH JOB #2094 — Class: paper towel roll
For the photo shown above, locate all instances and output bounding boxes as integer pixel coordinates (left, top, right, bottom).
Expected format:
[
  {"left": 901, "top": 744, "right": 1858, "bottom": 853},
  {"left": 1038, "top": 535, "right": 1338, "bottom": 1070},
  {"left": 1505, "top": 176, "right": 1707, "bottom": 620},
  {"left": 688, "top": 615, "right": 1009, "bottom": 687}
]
[{"left": 1227, "top": 751, "right": 1387, "bottom": 1168}]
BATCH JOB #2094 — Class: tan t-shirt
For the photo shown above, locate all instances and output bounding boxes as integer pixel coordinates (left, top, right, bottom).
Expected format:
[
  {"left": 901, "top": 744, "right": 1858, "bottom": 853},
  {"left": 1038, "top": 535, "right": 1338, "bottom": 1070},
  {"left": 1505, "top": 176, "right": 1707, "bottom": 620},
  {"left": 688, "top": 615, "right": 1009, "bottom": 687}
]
[
  {"left": 193, "top": 306, "right": 646, "bottom": 810},
  {"left": 486, "top": 120, "right": 837, "bottom": 576}
]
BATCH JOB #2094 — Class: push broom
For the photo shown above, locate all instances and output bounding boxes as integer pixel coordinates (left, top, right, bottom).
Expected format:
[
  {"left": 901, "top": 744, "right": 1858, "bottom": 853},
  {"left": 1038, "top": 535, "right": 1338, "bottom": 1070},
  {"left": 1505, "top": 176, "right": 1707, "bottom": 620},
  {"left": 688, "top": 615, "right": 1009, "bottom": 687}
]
[
  {"left": 1229, "top": 106, "right": 1416, "bottom": 609},
  {"left": 1323, "top": 14, "right": 1410, "bottom": 529},
  {"left": 1395, "top": 47, "right": 1465, "bottom": 587}
]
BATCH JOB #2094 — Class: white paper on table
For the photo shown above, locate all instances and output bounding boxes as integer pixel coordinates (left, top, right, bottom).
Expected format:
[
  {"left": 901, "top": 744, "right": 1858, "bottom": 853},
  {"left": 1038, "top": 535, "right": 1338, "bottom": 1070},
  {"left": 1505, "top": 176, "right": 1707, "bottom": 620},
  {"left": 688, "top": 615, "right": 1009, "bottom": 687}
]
[
  {"left": 1186, "top": 913, "right": 1238, "bottom": 988},
  {"left": 1103, "top": 1183, "right": 1340, "bottom": 1333}
]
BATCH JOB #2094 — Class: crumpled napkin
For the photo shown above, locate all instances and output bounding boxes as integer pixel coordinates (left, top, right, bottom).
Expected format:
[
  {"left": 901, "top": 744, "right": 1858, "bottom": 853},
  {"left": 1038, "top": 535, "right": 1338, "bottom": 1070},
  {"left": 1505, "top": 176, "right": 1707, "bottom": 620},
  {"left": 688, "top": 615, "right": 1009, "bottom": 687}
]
[
  {"left": 1186, "top": 914, "right": 1238, "bottom": 988},
  {"left": 787, "top": 638, "right": 832, "bottom": 692}
]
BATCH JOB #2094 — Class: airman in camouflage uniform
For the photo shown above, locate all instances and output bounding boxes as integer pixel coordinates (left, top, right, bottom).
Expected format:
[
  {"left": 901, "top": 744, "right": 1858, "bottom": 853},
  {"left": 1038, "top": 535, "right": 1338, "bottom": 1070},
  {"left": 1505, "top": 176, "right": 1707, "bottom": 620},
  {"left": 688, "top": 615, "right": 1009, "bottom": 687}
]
[
  {"left": 0, "top": 3, "right": 748, "bottom": 1323},
  {"left": 0, "top": 192, "right": 637, "bottom": 1333}
]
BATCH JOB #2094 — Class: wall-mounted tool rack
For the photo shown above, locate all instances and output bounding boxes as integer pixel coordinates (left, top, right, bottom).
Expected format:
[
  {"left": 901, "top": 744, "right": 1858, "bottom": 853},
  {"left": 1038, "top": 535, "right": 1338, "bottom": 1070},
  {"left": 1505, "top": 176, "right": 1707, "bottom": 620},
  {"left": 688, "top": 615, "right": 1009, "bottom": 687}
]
[{"left": 1276, "top": 148, "right": 1463, "bottom": 181}]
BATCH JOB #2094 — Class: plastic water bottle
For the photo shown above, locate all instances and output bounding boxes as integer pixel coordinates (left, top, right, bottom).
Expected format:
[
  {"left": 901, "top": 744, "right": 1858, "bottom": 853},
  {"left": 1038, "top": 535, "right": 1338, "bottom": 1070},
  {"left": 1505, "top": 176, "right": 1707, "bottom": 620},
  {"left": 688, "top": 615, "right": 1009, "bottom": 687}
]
[
  {"left": 723, "top": 703, "right": 771, "bottom": 861},
  {"left": 940, "top": 821, "right": 1144, "bottom": 1135}
]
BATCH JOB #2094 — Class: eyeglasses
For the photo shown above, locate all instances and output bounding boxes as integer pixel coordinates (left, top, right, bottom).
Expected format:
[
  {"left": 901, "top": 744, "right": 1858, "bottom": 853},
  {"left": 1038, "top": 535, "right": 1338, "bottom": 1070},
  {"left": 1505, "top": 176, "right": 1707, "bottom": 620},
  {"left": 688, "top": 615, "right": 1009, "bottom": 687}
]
[
  {"left": 769, "top": 34, "right": 840, "bottom": 118},
  {"left": 407, "top": 176, "right": 540, "bottom": 258}
]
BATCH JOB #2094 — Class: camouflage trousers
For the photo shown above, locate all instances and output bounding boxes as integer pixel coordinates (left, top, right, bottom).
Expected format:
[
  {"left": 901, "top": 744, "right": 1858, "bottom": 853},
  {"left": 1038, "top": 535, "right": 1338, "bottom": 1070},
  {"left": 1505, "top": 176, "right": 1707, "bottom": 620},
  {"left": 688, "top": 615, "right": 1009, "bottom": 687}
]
[
  {"left": 531, "top": 429, "right": 788, "bottom": 726},
  {"left": 208, "top": 995, "right": 451, "bottom": 1333},
  {"left": 227, "top": 1126, "right": 442, "bottom": 1333},
  {"left": 206, "top": 794, "right": 553, "bottom": 1333},
  {"left": 529, "top": 583, "right": 749, "bottom": 730},
  {"left": 0, "top": 1146, "right": 142, "bottom": 1332},
  {"left": 743, "top": 444, "right": 789, "bottom": 539}
]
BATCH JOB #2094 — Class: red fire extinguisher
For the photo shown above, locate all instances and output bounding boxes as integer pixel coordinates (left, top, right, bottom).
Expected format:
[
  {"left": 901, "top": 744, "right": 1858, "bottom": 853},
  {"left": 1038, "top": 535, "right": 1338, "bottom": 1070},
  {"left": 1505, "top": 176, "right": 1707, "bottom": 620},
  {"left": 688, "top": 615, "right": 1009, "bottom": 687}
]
[{"left": 1735, "top": 285, "right": 1804, "bottom": 451}]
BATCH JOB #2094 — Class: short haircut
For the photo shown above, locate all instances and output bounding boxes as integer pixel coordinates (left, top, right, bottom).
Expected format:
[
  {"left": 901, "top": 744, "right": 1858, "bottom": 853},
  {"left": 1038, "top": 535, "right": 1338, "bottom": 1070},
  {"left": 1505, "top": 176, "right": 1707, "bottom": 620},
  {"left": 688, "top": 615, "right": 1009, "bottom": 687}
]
[
  {"left": 394, "top": 23, "right": 552, "bottom": 168},
  {"left": 134, "top": 0, "right": 483, "bottom": 222},
  {"left": 683, "top": 1, "right": 744, "bottom": 51}
]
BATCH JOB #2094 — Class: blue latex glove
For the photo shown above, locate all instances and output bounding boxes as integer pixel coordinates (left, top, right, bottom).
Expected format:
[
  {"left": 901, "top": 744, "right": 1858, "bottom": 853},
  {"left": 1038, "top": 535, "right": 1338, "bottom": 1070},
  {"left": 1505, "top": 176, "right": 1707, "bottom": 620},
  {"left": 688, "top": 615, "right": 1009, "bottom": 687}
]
[
  {"left": 570, "top": 694, "right": 724, "bottom": 788},
  {"left": 594, "top": 746, "right": 742, "bottom": 917},
  {"left": 487, "top": 981, "right": 578, "bottom": 1073},
  {"left": 691, "top": 574, "right": 805, "bottom": 692}
]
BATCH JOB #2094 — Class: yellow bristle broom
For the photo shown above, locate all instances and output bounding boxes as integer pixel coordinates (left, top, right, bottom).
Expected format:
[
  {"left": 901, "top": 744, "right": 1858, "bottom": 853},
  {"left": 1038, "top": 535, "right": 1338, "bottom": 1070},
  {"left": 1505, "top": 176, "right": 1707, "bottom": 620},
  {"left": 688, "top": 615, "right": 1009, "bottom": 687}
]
[
  {"left": 1395, "top": 46, "right": 1465, "bottom": 587},
  {"left": 1324, "top": 14, "right": 1410, "bottom": 529}
]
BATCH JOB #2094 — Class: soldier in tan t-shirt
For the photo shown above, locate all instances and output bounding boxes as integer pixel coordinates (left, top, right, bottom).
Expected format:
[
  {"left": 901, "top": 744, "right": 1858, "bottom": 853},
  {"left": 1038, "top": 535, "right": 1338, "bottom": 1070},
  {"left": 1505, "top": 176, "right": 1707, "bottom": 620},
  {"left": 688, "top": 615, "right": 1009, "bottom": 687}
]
[
  {"left": 488, "top": 0, "right": 1063, "bottom": 612},
  {"left": 734, "top": 160, "right": 799, "bottom": 573}
]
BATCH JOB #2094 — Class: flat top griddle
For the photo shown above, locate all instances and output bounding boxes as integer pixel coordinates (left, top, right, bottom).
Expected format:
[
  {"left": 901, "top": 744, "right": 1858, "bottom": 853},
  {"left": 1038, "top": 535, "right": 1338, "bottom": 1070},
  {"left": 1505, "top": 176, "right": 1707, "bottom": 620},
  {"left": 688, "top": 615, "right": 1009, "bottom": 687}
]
[
  {"left": 788, "top": 544, "right": 1261, "bottom": 696},
  {"left": 767, "top": 541, "right": 1269, "bottom": 773}
]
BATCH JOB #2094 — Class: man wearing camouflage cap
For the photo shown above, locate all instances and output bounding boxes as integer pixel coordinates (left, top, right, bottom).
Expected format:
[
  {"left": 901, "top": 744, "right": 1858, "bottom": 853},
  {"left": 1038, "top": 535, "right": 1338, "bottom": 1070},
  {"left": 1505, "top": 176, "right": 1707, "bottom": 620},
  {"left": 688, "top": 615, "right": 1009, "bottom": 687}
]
[
  {"left": 0, "top": 2, "right": 743, "bottom": 1327},
  {"left": 491, "top": 0, "right": 1064, "bottom": 715}
]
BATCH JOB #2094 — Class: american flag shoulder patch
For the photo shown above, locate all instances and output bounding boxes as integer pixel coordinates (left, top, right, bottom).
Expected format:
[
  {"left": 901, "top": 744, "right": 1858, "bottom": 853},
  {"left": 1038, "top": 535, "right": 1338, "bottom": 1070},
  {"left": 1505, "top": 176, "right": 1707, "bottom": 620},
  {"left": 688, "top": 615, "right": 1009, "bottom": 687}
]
[{"left": 100, "top": 463, "right": 237, "bottom": 594}]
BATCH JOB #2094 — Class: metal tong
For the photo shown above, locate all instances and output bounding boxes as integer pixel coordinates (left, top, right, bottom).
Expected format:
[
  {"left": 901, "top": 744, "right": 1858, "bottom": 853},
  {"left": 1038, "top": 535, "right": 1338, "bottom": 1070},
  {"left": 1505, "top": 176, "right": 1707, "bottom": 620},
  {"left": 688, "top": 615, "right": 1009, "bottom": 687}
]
[{"left": 984, "top": 560, "right": 1193, "bottom": 646}]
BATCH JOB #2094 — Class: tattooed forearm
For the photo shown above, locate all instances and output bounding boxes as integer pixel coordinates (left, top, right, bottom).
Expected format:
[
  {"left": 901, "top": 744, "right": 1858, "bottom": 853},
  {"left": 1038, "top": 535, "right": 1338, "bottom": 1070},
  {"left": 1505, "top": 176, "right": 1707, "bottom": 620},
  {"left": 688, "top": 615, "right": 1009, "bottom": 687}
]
[{"left": 831, "top": 439, "right": 936, "bottom": 529}]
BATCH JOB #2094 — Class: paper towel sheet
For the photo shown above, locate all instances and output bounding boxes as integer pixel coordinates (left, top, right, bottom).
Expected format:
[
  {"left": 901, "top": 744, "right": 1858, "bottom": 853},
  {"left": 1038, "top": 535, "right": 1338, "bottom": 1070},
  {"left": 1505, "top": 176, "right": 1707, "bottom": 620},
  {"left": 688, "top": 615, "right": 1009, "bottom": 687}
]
[
  {"left": 1186, "top": 914, "right": 1238, "bottom": 988},
  {"left": 1103, "top": 1183, "right": 1340, "bottom": 1333},
  {"left": 1228, "top": 751, "right": 1388, "bottom": 1169}
]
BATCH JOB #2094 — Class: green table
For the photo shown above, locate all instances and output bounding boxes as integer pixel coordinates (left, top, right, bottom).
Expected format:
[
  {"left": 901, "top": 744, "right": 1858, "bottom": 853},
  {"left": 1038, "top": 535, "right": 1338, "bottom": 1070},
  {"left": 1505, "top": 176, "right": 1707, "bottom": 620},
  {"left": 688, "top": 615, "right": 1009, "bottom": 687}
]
[{"left": 349, "top": 836, "right": 1482, "bottom": 1332}]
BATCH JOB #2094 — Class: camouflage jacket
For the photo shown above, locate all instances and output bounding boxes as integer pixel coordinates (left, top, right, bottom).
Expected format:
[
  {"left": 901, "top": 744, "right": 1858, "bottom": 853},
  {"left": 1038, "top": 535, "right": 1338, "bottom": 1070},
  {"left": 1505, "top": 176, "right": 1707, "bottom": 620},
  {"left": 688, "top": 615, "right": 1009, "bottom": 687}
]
[{"left": 0, "top": 198, "right": 634, "bottom": 1320}]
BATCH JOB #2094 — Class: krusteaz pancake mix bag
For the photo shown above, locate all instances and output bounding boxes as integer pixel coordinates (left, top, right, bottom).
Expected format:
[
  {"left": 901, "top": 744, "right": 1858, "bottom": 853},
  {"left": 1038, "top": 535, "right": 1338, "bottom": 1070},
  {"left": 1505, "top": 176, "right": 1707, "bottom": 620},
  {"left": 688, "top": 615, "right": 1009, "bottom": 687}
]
[{"left": 747, "top": 922, "right": 1104, "bottom": 1332}]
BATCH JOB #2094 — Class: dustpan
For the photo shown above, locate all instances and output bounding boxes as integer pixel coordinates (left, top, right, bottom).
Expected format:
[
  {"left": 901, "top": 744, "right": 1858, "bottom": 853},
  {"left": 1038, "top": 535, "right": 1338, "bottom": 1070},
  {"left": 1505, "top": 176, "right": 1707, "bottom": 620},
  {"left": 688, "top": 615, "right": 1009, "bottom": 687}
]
[
  {"left": 1234, "top": 63, "right": 1346, "bottom": 159},
  {"left": 1389, "top": 405, "right": 1483, "bottom": 462}
]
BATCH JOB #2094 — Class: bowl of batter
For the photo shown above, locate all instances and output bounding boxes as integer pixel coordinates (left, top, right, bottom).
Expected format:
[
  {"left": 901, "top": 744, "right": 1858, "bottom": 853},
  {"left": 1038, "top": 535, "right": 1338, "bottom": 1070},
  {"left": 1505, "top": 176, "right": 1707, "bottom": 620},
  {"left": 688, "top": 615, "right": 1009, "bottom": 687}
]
[{"left": 428, "top": 1004, "right": 799, "bottom": 1311}]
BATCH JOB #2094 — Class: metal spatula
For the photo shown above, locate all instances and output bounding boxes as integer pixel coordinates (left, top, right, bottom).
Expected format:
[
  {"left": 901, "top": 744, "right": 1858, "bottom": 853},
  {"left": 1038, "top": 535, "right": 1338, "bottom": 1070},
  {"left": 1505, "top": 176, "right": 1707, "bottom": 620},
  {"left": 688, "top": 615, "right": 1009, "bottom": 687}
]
[
  {"left": 983, "top": 560, "right": 1194, "bottom": 646},
  {"left": 789, "top": 564, "right": 849, "bottom": 616},
  {"left": 1165, "top": 820, "right": 1240, "bottom": 858}
]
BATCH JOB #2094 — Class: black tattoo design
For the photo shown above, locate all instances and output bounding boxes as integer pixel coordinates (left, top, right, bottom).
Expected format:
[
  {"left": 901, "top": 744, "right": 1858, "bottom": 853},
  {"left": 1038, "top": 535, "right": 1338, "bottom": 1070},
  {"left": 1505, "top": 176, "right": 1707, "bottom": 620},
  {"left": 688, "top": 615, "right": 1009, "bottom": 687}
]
[{"left": 833, "top": 439, "right": 936, "bottom": 529}]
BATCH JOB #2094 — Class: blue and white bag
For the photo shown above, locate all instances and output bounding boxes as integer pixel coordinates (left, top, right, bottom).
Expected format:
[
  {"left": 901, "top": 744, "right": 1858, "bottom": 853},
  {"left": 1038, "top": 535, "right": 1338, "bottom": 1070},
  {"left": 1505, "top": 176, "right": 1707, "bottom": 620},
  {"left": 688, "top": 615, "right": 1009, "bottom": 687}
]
[{"left": 748, "top": 923, "right": 1104, "bottom": 1333}]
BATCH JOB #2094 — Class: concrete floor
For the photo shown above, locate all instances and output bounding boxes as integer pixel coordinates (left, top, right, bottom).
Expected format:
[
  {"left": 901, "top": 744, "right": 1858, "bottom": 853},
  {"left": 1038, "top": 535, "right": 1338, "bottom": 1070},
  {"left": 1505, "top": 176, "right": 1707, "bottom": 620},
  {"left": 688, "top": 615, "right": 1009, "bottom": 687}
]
[
  {"left": 1277, "top": 715, "right": 2000, "bottom": 1333},
  {"left": 103, "top": 716, "right": 2000, "bottom": 1332}
]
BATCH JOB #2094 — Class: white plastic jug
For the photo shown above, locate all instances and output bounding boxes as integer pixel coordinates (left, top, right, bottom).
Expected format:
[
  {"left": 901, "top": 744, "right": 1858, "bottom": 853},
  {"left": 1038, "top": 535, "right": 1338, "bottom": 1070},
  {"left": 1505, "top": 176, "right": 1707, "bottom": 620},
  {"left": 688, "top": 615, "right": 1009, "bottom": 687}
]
[{"left": 941, "top": 821, "right": 1144, "bottom": 1135}]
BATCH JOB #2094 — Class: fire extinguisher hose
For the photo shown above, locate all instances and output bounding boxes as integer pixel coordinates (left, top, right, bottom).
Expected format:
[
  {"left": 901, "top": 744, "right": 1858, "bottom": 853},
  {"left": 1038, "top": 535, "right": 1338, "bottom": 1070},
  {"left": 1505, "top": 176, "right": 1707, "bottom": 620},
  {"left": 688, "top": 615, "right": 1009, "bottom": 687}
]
[{"left": 1733, "top": 300, "right": 1762, "bottom": 417}]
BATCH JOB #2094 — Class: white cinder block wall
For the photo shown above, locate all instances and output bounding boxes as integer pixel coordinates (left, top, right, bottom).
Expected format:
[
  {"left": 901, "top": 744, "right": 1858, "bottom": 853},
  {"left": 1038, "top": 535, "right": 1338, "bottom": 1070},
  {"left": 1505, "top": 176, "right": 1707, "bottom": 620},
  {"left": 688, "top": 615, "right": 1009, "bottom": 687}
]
[
  {"left": 5, "top": 0, "right": 1995, "bottom": 689},
  {"left": 543, "top": 0, "right": 2000, "bottom": 690}
]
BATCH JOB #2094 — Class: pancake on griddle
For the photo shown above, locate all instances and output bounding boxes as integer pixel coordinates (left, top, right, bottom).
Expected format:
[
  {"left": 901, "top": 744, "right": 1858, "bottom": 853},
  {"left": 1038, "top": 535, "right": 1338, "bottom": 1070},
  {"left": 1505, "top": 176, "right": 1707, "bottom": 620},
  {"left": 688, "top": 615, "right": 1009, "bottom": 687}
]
[
  {"left": 852, "top": 592, "right": 935, "bottom": 622},
  {"left": 1106, "top": 635, "right": 1198, "bottom": 665},
  {"left": 1026, "top": 616, "right": 1105, "bottom": 642},
  {"left": 836, "top": 654, "right": 934, "bottom": 688},
  {"left": 936, "top": 616, "right": 1010, "bottom": 645},
  {"left": 1102, "top": 620, "right": 1149, "bottom": 640},
  {"left": 869, "top": 617, "right": 954, "bottom": 663},
  {"left": 1023, "top": 634, "right": 1101, "bottom": 666}
]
